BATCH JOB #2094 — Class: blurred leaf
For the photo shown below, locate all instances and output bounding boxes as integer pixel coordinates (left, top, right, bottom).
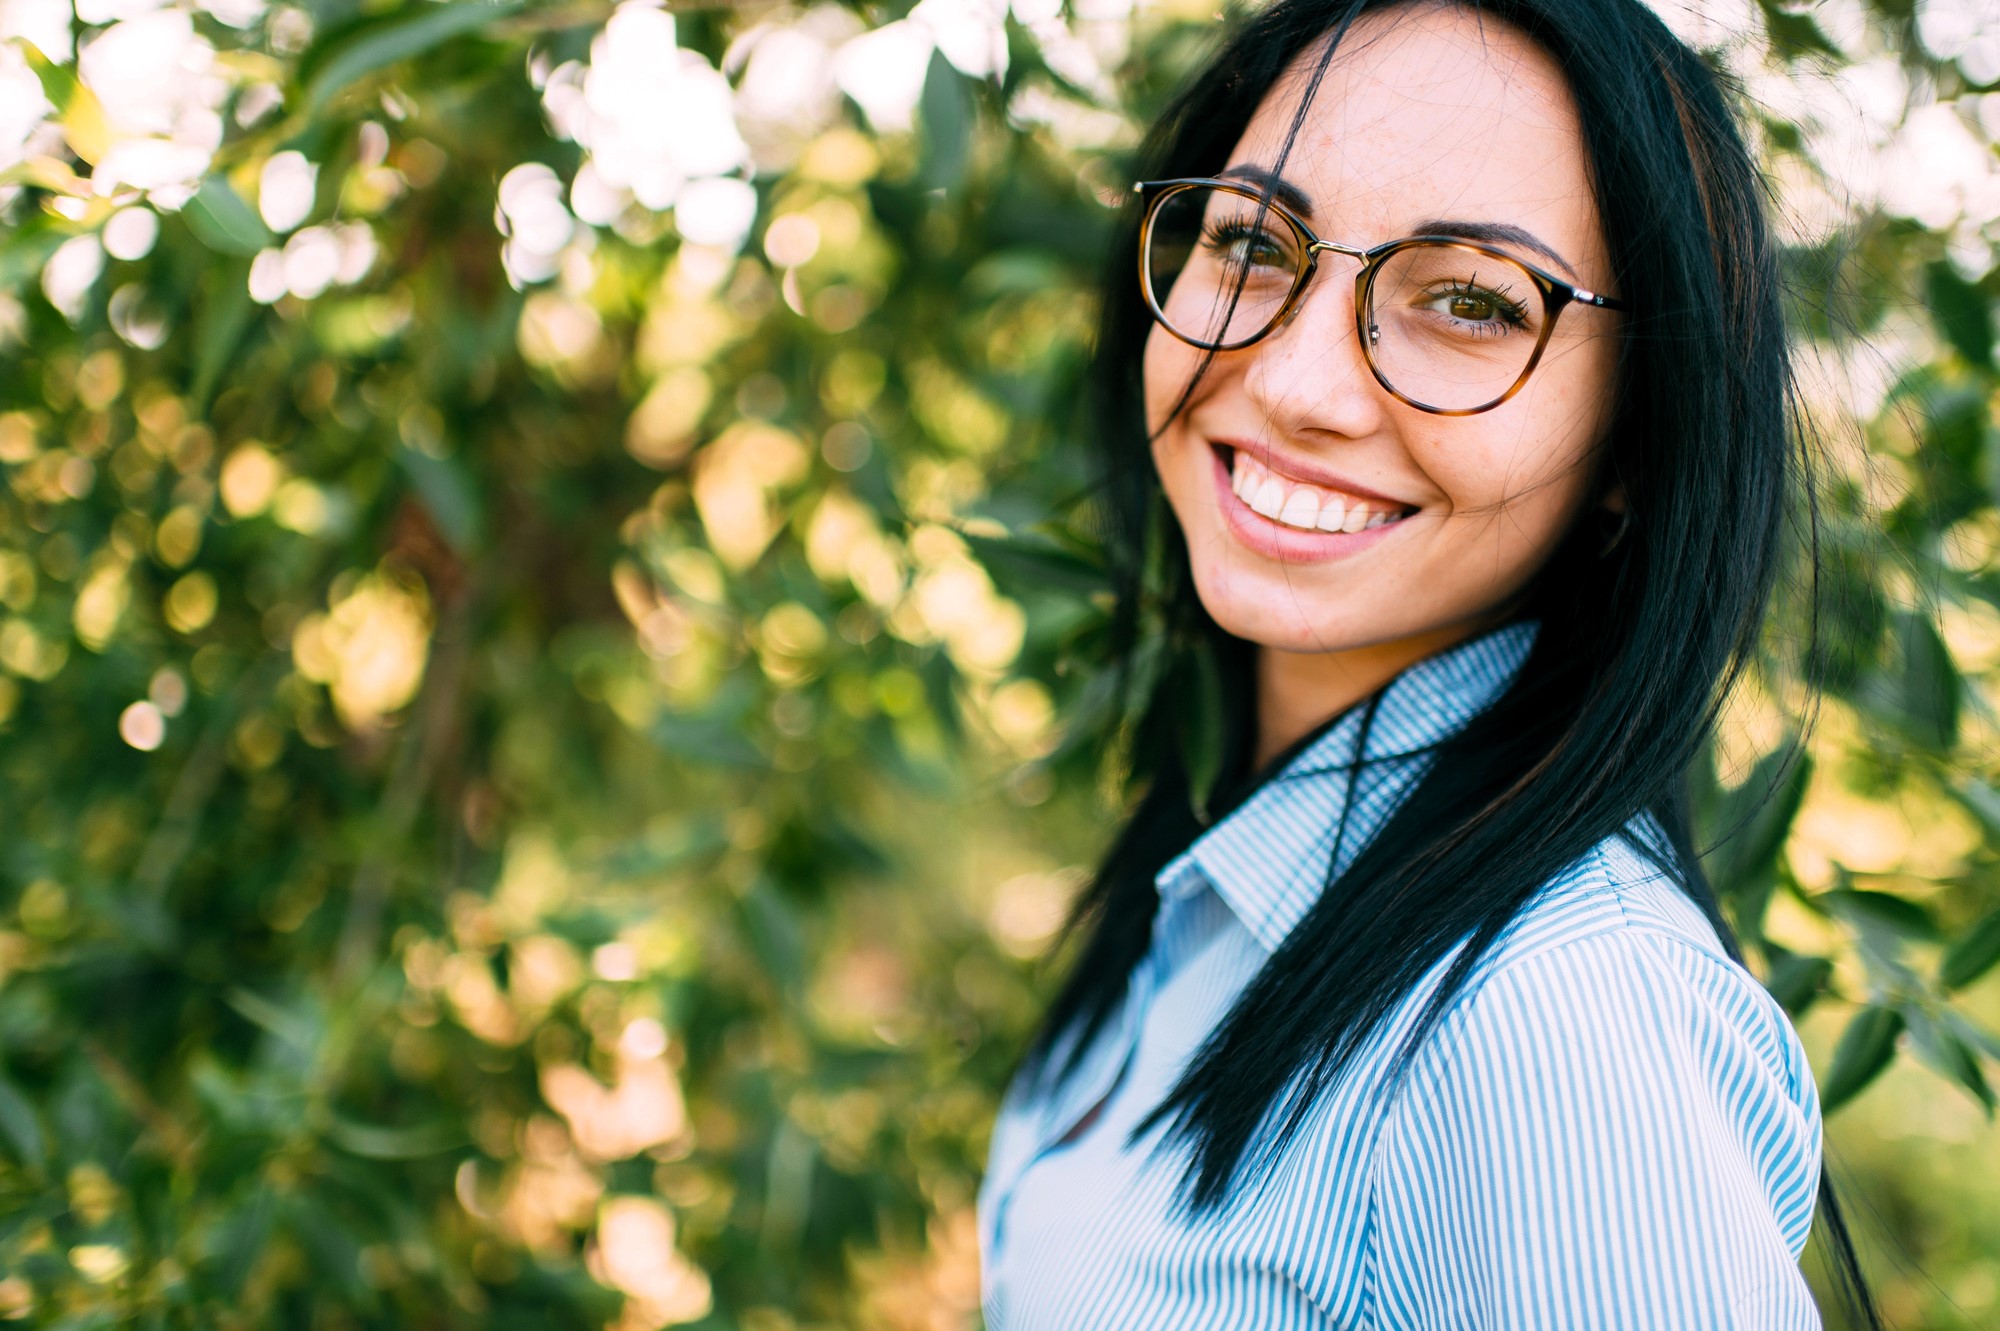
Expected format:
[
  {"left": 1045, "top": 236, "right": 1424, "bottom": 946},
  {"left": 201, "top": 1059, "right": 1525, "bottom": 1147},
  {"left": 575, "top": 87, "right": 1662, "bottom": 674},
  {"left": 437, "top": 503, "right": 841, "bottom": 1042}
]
[
  {"left": 213, "top": 1187, "right": 278, "bottom": 1297},
  {"left": 1899, "top": 610, "right": 1961, "bottom": 750},
  {"left": 0, "top": 1073, "right": 46, "bottom": 1171},
  {"left": 922, "top": 650, "right": 964, "bottom": 743},
  {"left": 1945, "top": 1009, "right": 2000, "bottom": 1061},
  {"left": 1941, "top": 904, "right": 2000, "bottom": 990},
  {"left": 1856, "top": 611, "right": 1961, "bottom": 751},
  {"left": 1825, "top": 887, "right": 1942, "bottom": 941},
  {"left": 396, "top": 446, "right": 485, "bottom": 556},
  {"left": 965, "top": 251, "right": 1070, "bottom": 300},
  {"left": 223, "top": 987, "right": 320, "bottom": 1055},
  {"left": 59, "top": 82, "right": 110, "bottom": 165},
  {"left": 0, "top": 225, "right": 64, "bottom": 290},
  {"left": 1821, "top": 1005, "right": 1904, "bottom": 1112},
  {"left": 918, "top": 51, "right": 973, "bottom": 192},
  {"left": 964, "top": 529, "right": 1109, "bottom": 596},
  {"left": 183, "top": 176, "right": 274, "bottom": 256},
  {"left": 298, "top": 1, "right": 526, "bottom": 115},
  {"left": 1763, "top": 947, "right": 1834, "bottom": 1015},
  {"left": 1755, "top": 0, "right": 1841, "bottom": 57},
  {"left": 1949, "top": 776, "right": 2000, "bottom": 842},
  {"left": 1905, "top": 1005, "right": 1994, "bottom": 1114},
  {"left": 1925, "top": 261, "right": 1995, "bottom": 369},
  {"left": 324, "top": 1115, "right": 463, "bottom": 1160},
  {"left": 191, "top": 258, "right": 256, "bottom": 409},
  {"left": 1699, "top": 741, "right": 1809, "bottom": 912}
]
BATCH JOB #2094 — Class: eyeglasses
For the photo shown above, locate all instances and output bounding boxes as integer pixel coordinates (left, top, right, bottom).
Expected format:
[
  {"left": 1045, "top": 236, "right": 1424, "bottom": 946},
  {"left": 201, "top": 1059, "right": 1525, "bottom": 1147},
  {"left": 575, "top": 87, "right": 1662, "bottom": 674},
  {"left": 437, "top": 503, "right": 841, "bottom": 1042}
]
[{"left": 1135, "top": 178, "right": 1628, "bottom": 416}]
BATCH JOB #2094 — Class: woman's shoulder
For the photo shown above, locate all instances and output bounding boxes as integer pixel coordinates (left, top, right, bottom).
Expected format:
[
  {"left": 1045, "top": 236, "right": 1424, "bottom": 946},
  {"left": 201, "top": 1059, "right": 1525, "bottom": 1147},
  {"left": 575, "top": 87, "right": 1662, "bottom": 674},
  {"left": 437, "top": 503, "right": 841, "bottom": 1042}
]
[
  {"left": 1370, "top": 826, "right": 1826, "bottom": 1322},
  {"left": 1490, "top": 820, "right": 1737, "bottom": 971},
  {"left": 1421, "top": 819, "right": 1822, "bottom": 1154}
]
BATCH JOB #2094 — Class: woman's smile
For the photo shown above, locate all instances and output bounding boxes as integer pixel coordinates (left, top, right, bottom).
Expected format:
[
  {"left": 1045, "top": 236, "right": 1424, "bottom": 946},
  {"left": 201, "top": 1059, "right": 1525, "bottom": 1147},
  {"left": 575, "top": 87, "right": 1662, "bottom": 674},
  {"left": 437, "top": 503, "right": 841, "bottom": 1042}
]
[{"left": 1208, "top": 443, "right": 1416, "bottom": 563}]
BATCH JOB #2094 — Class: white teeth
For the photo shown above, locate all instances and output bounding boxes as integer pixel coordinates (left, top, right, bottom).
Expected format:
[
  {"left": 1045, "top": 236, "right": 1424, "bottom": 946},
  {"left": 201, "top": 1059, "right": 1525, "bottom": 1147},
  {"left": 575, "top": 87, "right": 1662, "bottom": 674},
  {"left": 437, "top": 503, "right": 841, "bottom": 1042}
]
[
  {"left": 1228, "top": 450, "right": 1402, "bottom": 534},
  {"left": 1250, "top": 477, "right": 1286, "bottom": 519},
  {"left": 1277, "top": 489, "right": 1320, "bottom": 530}
]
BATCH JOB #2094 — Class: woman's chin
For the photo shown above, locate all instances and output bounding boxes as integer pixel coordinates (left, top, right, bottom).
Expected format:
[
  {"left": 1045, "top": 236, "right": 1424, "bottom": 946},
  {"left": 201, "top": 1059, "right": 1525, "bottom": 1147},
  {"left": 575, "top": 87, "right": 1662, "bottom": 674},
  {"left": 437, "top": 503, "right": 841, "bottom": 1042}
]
[{"left": 1190, "top": 562, "right": 1366, "bottom": 652}]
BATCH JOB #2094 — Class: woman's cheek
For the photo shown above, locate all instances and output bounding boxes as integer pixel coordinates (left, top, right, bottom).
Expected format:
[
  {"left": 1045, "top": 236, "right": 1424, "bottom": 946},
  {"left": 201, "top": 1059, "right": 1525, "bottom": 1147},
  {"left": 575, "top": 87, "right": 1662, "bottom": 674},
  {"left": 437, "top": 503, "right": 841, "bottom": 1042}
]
[{"left": 1140, "top": 325, "right": 1182, "bottom": 436}]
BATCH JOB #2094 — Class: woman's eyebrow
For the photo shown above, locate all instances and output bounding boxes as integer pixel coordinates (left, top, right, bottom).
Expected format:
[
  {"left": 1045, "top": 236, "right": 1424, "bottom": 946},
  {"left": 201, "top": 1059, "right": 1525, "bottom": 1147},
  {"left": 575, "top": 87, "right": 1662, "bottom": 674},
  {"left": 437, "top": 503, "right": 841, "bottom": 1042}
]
[
  {"left": 1209, "top": 169, "right": 1584, "bottom": 282},
  {"left": 1411, "top": 219, "right": 1579, "bottom": 280},
  {"left": 1216, "top": 163, "right": 1315, "bottom": 218}
]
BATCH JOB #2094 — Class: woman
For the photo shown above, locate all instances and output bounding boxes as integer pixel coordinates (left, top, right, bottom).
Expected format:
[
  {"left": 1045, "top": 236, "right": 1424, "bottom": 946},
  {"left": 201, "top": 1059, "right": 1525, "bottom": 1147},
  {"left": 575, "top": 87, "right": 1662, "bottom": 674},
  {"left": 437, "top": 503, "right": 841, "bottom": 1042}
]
[{"left": 977, "top": 0, "right": 1880, "bottom": 1326}]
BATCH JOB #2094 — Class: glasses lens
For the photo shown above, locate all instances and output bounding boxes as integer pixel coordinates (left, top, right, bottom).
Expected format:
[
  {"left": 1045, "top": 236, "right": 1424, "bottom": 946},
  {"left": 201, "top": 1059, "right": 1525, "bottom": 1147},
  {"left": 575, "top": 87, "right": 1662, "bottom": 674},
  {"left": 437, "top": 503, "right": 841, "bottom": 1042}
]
[
  {"left": 1145, "top": 184, "right": 1304, "bottom": 349},
  {"left": 1367, "top": 242, "right": 1546, "bottom": 411}
]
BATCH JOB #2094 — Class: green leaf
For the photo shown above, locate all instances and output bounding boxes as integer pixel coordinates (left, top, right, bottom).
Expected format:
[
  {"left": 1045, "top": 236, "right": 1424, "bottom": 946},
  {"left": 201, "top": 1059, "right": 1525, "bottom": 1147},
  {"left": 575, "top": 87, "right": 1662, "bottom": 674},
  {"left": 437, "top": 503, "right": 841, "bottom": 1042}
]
[
  {"left": 1896, "top": 611, "right": 1961, "bottom": 750},
  {"left": 963, "top": 530, "right": 1109, "bottom": 596},
  {"left": 1699, "top": 740, "right": 1809, "bottom": 909},
  {"left": 917, "top": 50, "right": 973, "bottom": 192},
  {"left": 191, "top": 257, "right": 256, "bottom": 410},
  {"left": 1820, "top": 1004, "right": 1904, "bottom": 1112},
  {"left": 324, "top": 1115, "right": 463, "bottom": 1160},
  {"left": 1945, "top": 1009, "right": 2000, "bottom": 1061},
  {"left": 1757, "top": 5, "right": 1841, "bottom": 59},
  {"left": 1045, "top": 662, "right": 1123, "bottom": 765},
  {"left": 965, "top": 251, "right": 1070, "bottom": 300},
  {"left": 1941, "top": 905, "right": 2000, "bottom": 990},
  {"left": 299, "top": 2, "right": 527, "bottom": 116},
  {"left": 0, "top": 225, "right": 63, "bottom": 292},
  {"left": 0, "top": 1073, "right": 46, "bottom": 1170},
  {"left": 1924, "top": 261, "right": 1995, "bottom": 369},
  {"left": 1824, "top": 888, "right": 1942, "bottom": 941},
  {"left": 1762, "top": 948, "right": 1833, "bottom": 1015},
  {"left": 1905, "top": 1006, "right": 1994, "bottom": 1113},
  {"left": 396, "top": 446, "right": 485, "bottom": 556},
  {"left": 651, "top": 709, "right": 769, "bottom": 769},
  {"left": 224, "top": 986, "right": 320, "bottom": 1055},
  {"left": 183, "top": 176, "right": 273, "bottom": 256},
  {"left": 214, "top": 1187, "right": 278, "bottom": 1297},
  {"left": 1950, "top": 777, "right": 2000, "bottom": 842}
]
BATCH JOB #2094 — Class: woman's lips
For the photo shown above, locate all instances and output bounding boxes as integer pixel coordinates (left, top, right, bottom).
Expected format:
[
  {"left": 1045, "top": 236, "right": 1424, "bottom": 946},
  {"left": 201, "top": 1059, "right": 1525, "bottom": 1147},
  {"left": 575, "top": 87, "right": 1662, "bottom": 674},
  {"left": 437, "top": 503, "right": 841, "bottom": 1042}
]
[{"left": 1208, "top": 445, "right": 1413, "bottom": 563}]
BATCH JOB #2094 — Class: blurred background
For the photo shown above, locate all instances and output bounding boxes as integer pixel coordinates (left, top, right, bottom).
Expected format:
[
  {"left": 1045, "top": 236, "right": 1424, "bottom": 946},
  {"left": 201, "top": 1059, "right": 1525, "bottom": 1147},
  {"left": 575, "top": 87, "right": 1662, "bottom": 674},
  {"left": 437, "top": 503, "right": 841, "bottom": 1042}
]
[{"left": 0, "top": 0, "right": 1996, "bottom": 1325}]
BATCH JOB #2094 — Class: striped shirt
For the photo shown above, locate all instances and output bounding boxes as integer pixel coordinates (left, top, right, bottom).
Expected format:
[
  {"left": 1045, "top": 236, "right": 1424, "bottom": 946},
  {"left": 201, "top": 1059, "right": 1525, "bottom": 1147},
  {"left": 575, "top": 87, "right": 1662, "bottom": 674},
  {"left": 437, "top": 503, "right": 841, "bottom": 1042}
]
[{"left": 978, "top": 623, "right": 1823, "bottom": 1329}]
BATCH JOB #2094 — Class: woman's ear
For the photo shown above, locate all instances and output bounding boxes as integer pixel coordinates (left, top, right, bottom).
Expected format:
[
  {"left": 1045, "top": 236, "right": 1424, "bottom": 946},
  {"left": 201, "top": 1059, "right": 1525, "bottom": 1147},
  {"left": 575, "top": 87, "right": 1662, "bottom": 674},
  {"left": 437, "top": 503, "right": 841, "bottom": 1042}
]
[{"left": 1596, "top": 484, "right": 1632, "bottom": 557}]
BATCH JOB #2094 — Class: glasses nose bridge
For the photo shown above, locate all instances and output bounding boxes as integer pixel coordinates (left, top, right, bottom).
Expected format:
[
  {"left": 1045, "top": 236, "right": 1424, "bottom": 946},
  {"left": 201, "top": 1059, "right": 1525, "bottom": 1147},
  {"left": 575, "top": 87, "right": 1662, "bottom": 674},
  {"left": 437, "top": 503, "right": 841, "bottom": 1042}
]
[
  {"left": 1304, "top": 237, "right": 1368, "bottom": 262},
  {"left": 1278, "top": 237, "right": 1371, "bottom": 333}
]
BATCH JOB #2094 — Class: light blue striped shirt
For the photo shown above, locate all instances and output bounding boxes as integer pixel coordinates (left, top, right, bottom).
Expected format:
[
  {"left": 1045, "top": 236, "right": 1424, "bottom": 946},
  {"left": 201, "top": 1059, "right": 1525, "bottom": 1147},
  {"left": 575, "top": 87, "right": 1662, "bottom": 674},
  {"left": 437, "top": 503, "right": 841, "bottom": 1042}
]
[{"left": 979, "top": 623, "right": 1823, "bottom": 1329}]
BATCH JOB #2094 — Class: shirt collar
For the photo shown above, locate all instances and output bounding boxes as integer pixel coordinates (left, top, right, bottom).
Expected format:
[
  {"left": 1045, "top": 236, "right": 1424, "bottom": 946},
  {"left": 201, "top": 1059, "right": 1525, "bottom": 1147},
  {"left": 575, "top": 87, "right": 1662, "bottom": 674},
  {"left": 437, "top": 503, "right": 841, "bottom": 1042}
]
[{"left": 1155, "top": 621, "right": 1538, "bottom": 953}]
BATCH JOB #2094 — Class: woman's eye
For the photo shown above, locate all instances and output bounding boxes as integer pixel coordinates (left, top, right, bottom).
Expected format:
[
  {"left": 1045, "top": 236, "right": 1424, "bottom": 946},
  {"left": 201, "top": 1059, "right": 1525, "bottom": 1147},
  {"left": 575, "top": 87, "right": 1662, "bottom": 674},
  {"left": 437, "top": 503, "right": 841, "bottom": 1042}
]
[
  {"left": 1447, "top": 292, "right": 1498, "bottom": 320},
  {"left": 1208, "top": 224, "right": 1287, "bottom": 269},
  {"left": 1423, "top": 283, "right": 1525, "bottom": 328}
]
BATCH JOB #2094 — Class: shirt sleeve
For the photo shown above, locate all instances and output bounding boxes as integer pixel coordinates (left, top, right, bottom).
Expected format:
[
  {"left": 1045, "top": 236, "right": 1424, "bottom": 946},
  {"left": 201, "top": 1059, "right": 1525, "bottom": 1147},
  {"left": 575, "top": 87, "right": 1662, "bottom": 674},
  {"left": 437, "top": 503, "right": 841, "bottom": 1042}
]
[{"left": 1367, "top": 927, "right": 1824, "bottom": 1331}]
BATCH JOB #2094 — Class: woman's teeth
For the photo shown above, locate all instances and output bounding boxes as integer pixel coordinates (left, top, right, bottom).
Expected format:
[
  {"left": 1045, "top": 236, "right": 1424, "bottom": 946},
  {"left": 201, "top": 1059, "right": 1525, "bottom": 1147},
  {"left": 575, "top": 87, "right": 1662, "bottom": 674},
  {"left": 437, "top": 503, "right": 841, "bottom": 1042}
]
[{"left": 1229, "top": 453, "right": 1403, "bottom": 533}]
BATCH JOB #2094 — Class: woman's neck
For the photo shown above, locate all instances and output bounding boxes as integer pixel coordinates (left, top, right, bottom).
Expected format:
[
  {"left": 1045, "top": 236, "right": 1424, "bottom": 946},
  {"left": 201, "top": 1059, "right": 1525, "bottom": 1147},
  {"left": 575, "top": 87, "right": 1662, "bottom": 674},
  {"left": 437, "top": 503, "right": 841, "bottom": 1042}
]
[{"left": 1253, "top": 623, "right": 1488, "bottom": 770}]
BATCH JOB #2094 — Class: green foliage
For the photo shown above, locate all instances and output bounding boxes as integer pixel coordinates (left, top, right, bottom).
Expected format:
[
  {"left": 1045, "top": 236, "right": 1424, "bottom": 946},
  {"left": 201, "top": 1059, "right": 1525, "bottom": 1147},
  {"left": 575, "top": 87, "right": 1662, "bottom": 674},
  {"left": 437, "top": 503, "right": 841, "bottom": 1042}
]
[{"left": 0, "top": 0, "right": 1994, "bottom": 1328}]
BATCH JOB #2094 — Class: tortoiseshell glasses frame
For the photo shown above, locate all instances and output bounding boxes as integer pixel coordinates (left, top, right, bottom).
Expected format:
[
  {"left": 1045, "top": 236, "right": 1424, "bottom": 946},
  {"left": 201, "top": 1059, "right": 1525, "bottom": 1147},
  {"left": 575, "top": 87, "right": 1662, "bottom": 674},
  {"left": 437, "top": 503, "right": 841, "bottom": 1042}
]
[{"left": 1135, "top": 177, "right": 1629, "bottom": 417}]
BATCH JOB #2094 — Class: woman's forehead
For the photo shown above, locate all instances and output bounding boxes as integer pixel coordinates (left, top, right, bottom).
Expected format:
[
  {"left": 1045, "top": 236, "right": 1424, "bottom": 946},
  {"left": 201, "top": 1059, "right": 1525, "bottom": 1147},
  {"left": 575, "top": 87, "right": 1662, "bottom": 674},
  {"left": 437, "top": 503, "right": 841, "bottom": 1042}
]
[{"left": 1230, "top": 7, "right": 1601, "bottom": 242}]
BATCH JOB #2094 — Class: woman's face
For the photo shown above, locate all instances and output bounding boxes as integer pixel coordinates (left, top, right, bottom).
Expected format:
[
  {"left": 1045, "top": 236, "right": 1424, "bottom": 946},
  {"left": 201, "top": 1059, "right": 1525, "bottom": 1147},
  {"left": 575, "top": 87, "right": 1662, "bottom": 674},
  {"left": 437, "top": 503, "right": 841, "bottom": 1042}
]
[{"left": 1146, "top": 5, "right": 1622, "bottom": 656}]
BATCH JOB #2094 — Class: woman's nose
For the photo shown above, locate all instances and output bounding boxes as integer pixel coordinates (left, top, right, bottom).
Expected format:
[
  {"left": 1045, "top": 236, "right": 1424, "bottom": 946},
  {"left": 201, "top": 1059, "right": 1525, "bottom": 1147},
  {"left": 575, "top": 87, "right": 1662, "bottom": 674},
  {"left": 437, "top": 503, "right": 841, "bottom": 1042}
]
[{"left": 1239, "top": 260, "right": 1390, "bottom": 441}]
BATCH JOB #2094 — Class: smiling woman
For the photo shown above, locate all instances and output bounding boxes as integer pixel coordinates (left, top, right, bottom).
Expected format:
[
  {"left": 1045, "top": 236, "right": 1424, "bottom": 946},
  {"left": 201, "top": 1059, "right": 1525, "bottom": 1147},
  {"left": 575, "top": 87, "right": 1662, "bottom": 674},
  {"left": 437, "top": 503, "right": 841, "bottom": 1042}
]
[{"left": 979, "top": 1, "right": 1883, "bottom": 1327}]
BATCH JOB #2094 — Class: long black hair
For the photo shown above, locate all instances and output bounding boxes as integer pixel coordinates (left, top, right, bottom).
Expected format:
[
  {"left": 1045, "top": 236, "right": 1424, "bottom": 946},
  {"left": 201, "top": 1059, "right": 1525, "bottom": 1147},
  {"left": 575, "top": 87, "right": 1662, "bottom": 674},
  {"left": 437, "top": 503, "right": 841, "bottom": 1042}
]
[{"left": 1023, "top": 0, "right": 1881, "bottom": 1322}]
